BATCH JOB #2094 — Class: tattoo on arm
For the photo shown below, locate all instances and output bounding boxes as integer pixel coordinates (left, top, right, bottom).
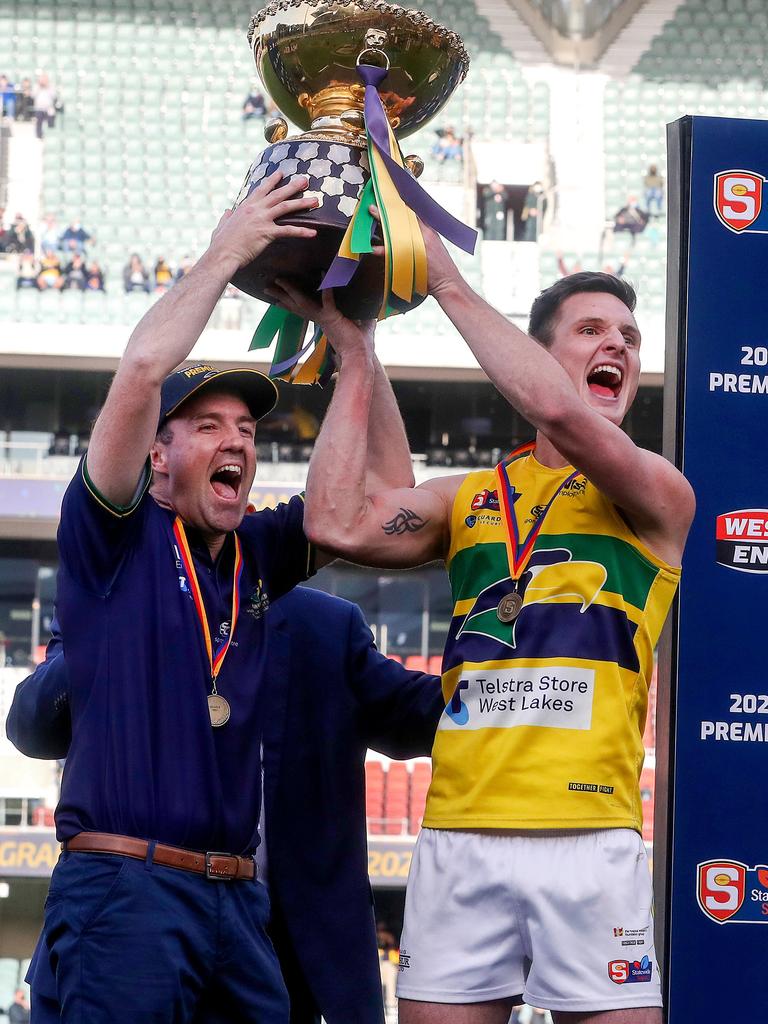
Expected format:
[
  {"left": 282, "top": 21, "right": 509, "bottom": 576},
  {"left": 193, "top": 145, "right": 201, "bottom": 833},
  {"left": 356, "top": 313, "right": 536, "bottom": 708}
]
[{"left": 382, "top": 508, "right": 430, "bottom": 536}]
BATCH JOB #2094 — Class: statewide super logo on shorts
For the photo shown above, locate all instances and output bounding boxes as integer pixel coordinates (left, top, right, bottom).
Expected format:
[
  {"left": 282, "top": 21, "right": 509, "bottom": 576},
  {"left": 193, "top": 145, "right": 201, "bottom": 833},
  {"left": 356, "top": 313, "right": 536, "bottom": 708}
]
[
  {"left": 714, "top": 170, "right": 767, "bottom": 233},
  {"left": 608, "top": 956, "right": 653, "bottom": 984}
]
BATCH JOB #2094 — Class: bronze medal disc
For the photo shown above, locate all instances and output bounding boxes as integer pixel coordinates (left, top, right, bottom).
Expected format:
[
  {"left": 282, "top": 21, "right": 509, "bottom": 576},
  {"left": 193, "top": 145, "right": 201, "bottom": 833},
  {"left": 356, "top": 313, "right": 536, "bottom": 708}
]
[
  {"left": 497, "top": 592, "right": 523, "bottom": 623},
  {"left": 207, "top": 694, "right": 231, "bottom": 728}
]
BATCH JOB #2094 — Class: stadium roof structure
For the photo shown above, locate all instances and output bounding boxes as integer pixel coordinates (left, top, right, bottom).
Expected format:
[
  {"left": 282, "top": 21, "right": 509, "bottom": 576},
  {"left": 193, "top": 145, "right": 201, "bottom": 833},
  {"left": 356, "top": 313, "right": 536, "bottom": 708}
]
[{"left": 492, "top": 0, "right": 659, "bottom": 67}]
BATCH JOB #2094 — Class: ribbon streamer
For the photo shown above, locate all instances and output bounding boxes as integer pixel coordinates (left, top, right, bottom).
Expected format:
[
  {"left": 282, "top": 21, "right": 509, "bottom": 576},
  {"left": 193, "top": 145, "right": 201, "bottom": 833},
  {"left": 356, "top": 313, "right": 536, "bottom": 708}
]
[
  {"left": 249, "top": 307, "right": 336, "bottom": 385},
  {"left": 322, "top": 62, "right": 477, "bottom": 315},
  {"left": 250, "top": 62, "right": 477, "bottom": 380}
]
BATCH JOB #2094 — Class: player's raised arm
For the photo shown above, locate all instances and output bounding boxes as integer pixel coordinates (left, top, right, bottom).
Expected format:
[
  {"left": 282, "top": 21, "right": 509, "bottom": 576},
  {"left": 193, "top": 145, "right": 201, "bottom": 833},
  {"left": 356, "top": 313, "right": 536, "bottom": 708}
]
[
  {"left": 86, "top": 173, "right": 319, "bottom": 508},
  {"left": 263, "top": 280, "right": 456, "bottom": 567},
  {"left": 422, "top": 226, "right": 694, "bottom": 565}
]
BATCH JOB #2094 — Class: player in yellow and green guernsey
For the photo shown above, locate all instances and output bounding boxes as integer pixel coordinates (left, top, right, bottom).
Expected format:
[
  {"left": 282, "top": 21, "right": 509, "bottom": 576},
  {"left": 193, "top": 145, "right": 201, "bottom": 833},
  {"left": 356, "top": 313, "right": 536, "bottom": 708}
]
[{"left": 267, "top": 222, "right": 695, "bottom": 1024}]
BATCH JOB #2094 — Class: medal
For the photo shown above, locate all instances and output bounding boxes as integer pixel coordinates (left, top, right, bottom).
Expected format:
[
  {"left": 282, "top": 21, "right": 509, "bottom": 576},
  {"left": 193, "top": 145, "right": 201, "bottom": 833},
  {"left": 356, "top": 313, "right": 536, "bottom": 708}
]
[
  {"left": 173, "top": 518, "right": 243, "bottom": 728},
  {"left": 208, "top": 693, "right": 231, "bottom": 728},
  {"left": 497, "top": 592, "right": 523, "bottom": 622},
  {"left": 494, "top": 444, "right": 580, "bottom": 627}
]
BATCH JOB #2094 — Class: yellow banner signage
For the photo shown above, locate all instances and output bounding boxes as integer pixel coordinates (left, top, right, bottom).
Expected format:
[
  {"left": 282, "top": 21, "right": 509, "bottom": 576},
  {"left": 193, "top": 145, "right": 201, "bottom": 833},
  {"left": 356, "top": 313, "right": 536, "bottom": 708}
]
[
  {"left": 367, "top": 837, "right": 416, "bottom": 888},
  {"left": 0, "top": 830, "right": 60, "bottom": 876}
]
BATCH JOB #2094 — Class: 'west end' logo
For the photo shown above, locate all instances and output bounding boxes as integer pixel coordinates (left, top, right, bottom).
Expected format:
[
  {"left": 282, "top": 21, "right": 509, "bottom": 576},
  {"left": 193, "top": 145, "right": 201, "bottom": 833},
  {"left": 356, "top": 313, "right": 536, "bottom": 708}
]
[
  {"left": 715, "top": 509, "right": 768, "bottom": 573},
  {"left": 714, "top": 171, "right": 766, "bottom": 233}
]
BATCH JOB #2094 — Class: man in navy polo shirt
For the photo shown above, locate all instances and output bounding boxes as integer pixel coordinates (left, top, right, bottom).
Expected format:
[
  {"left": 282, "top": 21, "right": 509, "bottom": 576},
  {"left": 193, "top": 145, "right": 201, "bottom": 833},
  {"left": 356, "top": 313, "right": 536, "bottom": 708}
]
[{"left": 39, "top": 171, "right": 417, "bottom": 1023}]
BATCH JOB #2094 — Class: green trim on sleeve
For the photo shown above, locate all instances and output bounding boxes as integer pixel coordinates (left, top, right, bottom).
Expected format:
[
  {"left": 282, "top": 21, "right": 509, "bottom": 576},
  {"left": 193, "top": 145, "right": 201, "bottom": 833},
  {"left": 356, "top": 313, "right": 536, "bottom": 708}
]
[{"left": 81, "top": 457, "right": 151, "bottom": 518}]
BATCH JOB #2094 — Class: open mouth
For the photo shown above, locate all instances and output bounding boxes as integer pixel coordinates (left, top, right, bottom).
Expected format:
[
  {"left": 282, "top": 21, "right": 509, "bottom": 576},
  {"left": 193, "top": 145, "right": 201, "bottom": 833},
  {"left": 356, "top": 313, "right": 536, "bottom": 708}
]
[
  {"left": 586, "top": 364, "right": 623, "bottom": 400},
  {"left": 210, "top": 464, "right": 242, "bottom": 501}
]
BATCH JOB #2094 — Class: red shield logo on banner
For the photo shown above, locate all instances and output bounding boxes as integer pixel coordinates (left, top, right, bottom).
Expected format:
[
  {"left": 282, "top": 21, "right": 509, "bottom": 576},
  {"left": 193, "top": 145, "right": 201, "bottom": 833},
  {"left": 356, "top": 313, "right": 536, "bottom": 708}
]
[
  {"left": 714, "top": 171, "right": 764, "bottom": 232},
  {"left": 697, "top": 860, "right": 747, "bottom": 923}
]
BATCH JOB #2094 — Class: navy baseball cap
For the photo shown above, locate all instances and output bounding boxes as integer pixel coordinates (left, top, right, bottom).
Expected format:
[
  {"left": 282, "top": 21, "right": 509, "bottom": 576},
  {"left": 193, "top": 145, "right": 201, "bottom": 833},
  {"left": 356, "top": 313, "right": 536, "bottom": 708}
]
[{"left": 158, "top": 363, "right": 278, "bottom": 428}]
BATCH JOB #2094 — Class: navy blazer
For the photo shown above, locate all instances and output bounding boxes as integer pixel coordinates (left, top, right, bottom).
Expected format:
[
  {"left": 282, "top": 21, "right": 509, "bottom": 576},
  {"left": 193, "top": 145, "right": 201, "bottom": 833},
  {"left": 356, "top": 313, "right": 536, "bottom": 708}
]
[{"left": 7, "top": 587, "right": 444, "bottom": 1024}]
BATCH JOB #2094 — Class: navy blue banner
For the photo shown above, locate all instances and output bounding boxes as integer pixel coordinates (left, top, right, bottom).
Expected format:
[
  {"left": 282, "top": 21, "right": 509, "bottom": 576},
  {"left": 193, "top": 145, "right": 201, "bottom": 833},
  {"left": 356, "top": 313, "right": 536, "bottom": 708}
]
[{"left": 666, "top": 116, "right": 768, "bottom": 1019}]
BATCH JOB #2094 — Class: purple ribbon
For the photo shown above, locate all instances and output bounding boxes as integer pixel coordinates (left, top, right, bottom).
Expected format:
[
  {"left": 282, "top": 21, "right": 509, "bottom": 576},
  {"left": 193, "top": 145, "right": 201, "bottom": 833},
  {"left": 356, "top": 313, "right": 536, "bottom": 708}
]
[
  {"left": 357, "top": 64, "right": 477, "bottom": 255},
  {"left": 270, "top": 328, "right": 316, "bottom": 378},
  {"left": 321, "top": 255, "right": 359, "bottom": 290}
]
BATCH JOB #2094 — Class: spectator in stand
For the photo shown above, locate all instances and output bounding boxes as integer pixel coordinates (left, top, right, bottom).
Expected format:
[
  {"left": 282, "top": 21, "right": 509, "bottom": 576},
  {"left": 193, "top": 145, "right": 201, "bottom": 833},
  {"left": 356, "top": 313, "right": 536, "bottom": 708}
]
[
  {"left": 153, "top": 256, "right": 174, "bottom": 293},
  {"left": 15, "top": 78, "right": 34, "bottom": 122},
  {"left": 33, "top": 73, "right": 58, "bottom": 139},
  {"left": 16, "top": 250, "right": 40, "bottom": 290},
  {"left": 0, "top": 73, "right": 16, "bottom": 118},
  {"left": 85, "top": 260, "right": 105, "bottom": 292},
  {"left": 8, "top": 988, "right": 30, "bottom": 1024},
  {"left": 644, "top": 164, "right": 665, "bottom": 218},
  {"left": 37, "top": 248, "right": 64, "bottom": 290},
  {"left": 613, "top": 195, "right": 649, "bottom": 243},
  {"left": 123, "top": 252, "right": 150, "bottom": 293},
  {"left": 62, "top": 252, "right": 88, "bottom": 291},
  {"left": 480, "top": 180, "right": 510, "bottom": 241},
  {"left": 38, "top": 213, "right": 61, "bottom": 253},
  {"left": 521, "top": 181, "right": 546, "bottom": 242},
  {"left": 3, "top": 214, "right": 35, "bottom": 254},
  {"left": 174, "top": 254, "right": 194, "bottom": 282},
  {"left": 60, "top": 220, "right": 92, "bottom": 255},
  {"left": 431, "top": 125, "right": 462, "bottom": 163},
  {"left": 242, "top": 87, "right": 266, "bottom": 120}
]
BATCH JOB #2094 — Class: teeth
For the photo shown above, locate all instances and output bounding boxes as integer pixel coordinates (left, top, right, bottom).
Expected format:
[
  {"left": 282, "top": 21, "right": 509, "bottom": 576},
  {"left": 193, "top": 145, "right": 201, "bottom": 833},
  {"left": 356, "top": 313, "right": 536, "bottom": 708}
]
[
  {"left": 218, "top": 464, "right": 241, "bottom": 476},
  {"left": 592, "top": 364, "right": 622, "bottom": 381}
]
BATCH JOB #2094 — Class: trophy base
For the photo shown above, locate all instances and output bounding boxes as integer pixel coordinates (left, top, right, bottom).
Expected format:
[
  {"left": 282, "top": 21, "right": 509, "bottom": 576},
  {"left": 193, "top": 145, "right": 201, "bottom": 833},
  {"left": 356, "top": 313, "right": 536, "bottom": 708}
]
[{"left": 231, "top": 218, "right": 426, "bottom": 320}]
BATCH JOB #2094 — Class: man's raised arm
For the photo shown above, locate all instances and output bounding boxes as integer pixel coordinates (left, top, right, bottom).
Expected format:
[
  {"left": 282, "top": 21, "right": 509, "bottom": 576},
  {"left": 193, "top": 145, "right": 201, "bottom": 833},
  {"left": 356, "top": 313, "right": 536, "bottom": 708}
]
[
  {"left": 87, "top": 173, "right": 319, "bottom": 507},
  {"left": 263, "top": 280, "right": 455, "bottom": 568},
  {"left": 421, "top": 227, "right": 694, "bottom": 564}
]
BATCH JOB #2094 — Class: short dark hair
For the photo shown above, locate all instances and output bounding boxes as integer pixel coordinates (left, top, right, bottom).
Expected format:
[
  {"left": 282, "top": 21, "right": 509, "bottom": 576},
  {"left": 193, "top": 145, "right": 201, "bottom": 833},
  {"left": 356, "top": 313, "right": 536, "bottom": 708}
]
[
  {"left": 156, "top": 422, "right": 174, "bottom": 445},
  {"left": 529, "top": 272, "right": 637, "bottom": 347}
]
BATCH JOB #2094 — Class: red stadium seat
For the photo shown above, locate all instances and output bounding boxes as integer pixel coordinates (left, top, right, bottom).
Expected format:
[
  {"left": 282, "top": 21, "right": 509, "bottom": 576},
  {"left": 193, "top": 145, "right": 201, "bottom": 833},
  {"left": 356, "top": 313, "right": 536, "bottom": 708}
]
[
  {"left": 405, "top": 655, "right": 429, "bottom": 672},
  {"left": 428, "top": 656, "right": 443, "bottom": 675}
]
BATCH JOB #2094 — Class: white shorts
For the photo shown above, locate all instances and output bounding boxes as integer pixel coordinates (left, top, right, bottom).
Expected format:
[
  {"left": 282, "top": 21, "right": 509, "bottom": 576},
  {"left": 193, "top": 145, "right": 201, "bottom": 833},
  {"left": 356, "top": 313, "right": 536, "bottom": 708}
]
[{"left": 396, "top": 828, "right": 662, "bottom": 1013}]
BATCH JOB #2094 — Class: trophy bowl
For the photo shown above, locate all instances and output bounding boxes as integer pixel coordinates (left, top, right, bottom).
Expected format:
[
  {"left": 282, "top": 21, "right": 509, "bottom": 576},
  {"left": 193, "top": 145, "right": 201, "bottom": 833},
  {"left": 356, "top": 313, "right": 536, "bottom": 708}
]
[{"left": 231, "top": 0, "right": 470, "bottom": 319}]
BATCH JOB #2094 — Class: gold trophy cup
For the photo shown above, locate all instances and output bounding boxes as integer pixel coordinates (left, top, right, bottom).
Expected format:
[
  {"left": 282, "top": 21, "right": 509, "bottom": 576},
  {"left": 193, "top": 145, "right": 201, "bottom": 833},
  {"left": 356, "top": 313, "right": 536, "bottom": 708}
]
[{"left": 231, "top": 0, "right": 470, "bottom": 318}]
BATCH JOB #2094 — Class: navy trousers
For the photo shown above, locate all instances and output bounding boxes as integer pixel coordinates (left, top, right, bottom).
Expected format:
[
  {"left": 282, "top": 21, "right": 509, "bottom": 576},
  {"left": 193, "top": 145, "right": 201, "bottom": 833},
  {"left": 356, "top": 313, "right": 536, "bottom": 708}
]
[{"left": 33, "top": 851, "right": 289, "bottom": 1023}]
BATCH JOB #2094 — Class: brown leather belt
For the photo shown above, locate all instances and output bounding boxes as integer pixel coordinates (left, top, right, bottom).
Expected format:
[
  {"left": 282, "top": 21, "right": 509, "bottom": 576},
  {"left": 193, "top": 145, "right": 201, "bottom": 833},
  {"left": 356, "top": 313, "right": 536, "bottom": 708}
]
[{"left": 64, "top": 831, "right": 256, "bottom": 881}]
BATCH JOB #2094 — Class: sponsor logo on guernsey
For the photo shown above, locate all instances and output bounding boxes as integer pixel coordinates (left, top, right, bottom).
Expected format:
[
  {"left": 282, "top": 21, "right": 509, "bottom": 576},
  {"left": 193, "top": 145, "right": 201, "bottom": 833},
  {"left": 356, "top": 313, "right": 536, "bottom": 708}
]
[
  {"left": 608, "top": 956, "right": 653, "bottom": 985},
  {"left": 440, "top": 666, "right": 595, "bottom": 732},
  {"left": 714, "top": 170, "right": 766, "bottom": 233},
  {"left": 568, "top": 781, "right": 614, "bottom": 794},
  {"left": 696, "top": 860, "right": 768, "bottom": 924},
  {"left": 715, "top": 509, "right": 768, "bottom": 573},
  {"left": 561, "top": 478, "right": 587, "bottom": 496},
  {"left": 471, "top": 488, "right": 500, "bottom": 512}
]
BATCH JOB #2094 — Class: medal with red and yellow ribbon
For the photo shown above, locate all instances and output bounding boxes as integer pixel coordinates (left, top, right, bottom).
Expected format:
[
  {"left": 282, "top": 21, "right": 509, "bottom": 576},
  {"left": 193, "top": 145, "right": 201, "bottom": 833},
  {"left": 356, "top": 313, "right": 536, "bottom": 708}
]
[
  {"left": 173, "top": 517, "right": 244, "bottom": 727},
  {"left": 495, "top": 444, "right": 580, "bottom": 623}
]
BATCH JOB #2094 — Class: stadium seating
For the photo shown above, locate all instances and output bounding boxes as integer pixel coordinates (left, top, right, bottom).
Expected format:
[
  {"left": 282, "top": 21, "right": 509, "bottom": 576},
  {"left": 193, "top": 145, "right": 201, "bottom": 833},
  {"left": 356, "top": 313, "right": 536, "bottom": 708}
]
[
  {"left": 0, "top": 0, "right": 550, "bottom": 329},
  {"left": 600, "top": 0, "right": 768, "bottom": 309},
  {"left": 366, "top": 759, "right": 432, "bottom": 836}
]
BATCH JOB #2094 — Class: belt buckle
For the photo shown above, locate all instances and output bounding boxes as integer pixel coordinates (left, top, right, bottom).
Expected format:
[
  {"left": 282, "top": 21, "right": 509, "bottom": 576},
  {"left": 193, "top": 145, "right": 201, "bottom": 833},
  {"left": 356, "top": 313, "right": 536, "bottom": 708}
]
[{"left": 205, "top": 851, "right": 236, "bottom": 881}]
